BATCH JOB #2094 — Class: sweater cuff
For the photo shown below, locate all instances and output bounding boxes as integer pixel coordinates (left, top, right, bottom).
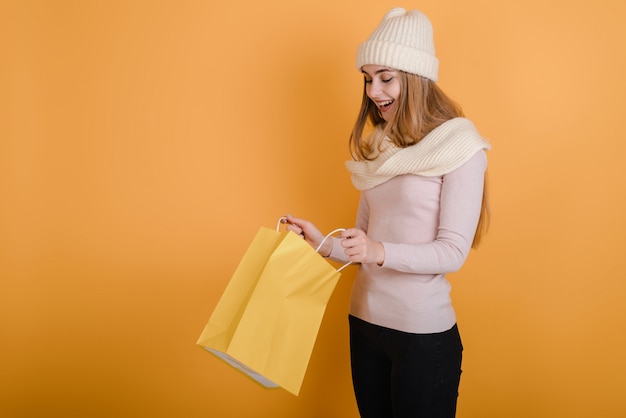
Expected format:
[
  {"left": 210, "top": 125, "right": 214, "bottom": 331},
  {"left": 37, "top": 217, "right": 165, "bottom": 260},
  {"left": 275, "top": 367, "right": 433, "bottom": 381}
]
[
  {"left": 328, "top": 236, "right": 349, "bottom": 263},
  {"left": 378, "top": 242, "right": 387, "bottom": 267}
]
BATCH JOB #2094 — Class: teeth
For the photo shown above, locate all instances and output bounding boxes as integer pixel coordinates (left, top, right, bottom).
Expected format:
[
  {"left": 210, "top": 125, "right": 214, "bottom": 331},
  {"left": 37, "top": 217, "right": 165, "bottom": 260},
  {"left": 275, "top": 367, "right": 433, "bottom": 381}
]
[{"left": 378, "top": 100, "right": 393, "bottom": 108}]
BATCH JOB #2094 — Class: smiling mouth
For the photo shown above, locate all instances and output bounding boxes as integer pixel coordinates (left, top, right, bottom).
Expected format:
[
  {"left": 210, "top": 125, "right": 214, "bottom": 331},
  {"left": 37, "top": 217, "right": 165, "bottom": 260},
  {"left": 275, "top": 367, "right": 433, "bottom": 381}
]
[{"left": 377, "top": 100, "right": 394, "bottom": 111}]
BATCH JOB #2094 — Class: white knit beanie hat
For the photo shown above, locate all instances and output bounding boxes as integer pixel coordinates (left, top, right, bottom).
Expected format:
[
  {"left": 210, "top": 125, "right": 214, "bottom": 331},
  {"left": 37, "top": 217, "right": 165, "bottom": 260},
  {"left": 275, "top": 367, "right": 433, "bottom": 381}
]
[{"left": 356, "top": 8, "right": 439, "bottom": 82}]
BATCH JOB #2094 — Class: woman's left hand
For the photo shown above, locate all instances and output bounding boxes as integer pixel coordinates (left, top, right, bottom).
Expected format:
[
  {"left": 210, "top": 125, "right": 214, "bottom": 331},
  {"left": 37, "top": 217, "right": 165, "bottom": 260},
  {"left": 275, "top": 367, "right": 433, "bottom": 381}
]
[{"left": 339, "top": 228, "right": 385, "bottom": 265}]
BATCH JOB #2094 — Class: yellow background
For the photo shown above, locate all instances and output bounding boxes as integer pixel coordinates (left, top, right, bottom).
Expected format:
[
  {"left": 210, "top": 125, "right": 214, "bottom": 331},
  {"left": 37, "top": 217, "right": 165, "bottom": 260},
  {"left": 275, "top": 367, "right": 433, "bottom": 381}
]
[{"left": 2, "top": 0, "right": 625, "bottom": 417}]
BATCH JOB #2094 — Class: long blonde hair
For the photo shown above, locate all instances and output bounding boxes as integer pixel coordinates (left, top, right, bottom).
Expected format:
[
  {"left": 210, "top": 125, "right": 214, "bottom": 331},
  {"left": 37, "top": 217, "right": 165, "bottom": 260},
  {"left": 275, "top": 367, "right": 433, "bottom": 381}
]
[{"left": 349, "top": 71, "right": 490, "bottom": 248}]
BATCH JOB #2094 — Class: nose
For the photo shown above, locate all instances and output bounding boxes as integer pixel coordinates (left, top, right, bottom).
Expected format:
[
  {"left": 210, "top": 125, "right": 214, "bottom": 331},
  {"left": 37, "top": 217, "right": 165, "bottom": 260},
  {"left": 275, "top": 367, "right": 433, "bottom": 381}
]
[{"left": 367, "top": 79, "right": 382, "bottom": 99}]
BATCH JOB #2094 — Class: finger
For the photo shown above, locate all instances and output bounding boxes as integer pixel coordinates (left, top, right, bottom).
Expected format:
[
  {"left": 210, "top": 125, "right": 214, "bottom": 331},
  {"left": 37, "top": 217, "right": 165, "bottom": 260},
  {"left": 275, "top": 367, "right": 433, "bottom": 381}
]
[
  {"left": 283, "top": 214, "right": 300, "bottom": 228},
  {"left": 345, "top": 248, "right": 361, "bottom": 262},
  {"left": 342, "top": 238, "right": 362, "bottom": 252},
  {"left": 285, "top": 224, "right": 302, "bottom": 234},
  {"left": 285, "top": 213, "right": 305, "bottom": 226},
  {"left": 288, "top": 227, "right": 306, "bottom": 239},
  {"left": 339, "top": 229, "right": 354, "bottom": 240},
  {"left": 344, "top": 227, "right": 365, "bottom": 239}
]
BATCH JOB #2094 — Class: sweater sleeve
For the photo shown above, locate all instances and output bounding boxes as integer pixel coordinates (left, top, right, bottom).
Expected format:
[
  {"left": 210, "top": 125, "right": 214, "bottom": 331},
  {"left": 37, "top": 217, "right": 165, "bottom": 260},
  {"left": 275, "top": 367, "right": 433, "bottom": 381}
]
[{"left": 381, "top": 151, "right": 487, "bottom": 274}]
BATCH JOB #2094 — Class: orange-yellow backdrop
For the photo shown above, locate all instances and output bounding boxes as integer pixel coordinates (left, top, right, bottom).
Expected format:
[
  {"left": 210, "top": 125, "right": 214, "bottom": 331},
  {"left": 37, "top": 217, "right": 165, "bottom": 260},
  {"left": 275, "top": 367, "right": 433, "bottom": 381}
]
[{"left": 2, "top": 0, "right": 625, "bottom": 417}]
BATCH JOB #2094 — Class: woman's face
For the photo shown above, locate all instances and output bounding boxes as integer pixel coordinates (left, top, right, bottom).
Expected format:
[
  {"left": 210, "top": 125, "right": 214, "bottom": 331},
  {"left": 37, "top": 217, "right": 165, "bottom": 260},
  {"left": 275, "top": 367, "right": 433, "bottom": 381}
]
[{"left": 361, "top": 65, "right": 401, "bottom": 122}]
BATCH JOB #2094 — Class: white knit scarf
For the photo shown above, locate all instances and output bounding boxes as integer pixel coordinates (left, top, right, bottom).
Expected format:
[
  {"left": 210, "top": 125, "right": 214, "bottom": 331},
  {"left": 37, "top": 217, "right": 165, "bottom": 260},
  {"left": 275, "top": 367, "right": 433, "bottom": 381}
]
[{"left": 346, "top": 117, "right": 491, "bottom": 190}]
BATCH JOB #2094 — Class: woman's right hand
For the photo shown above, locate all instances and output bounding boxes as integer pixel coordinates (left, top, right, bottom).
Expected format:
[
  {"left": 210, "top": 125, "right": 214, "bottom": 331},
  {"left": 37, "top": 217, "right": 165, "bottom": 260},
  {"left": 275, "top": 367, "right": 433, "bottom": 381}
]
[{"left": 282, "top": 214, "right": 331, "bottom": 256}]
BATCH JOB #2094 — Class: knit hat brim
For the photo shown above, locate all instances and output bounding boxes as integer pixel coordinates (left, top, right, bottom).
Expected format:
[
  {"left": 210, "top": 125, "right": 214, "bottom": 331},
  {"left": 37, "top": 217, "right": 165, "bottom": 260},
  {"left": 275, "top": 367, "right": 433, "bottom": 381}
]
[{"left": 356, "top": 40, "right": 439, "bottom": 82}]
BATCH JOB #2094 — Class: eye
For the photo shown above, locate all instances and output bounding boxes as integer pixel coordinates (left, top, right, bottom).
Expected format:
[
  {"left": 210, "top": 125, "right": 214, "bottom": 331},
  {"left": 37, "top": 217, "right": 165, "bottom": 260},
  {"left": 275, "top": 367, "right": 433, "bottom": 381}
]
[
  {"left": 364, "top": 77, "right": 372, "bottom": 84},
  {"left": 382, "top": 77, "right": 394, "bottom": 83}
]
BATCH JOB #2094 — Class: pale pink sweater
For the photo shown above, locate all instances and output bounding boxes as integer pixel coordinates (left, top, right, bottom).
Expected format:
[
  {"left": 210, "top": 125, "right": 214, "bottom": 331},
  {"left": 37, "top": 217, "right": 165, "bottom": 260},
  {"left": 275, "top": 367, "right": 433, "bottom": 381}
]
[{"left": 329, "top": 119, "right": 488, "bottom": 334}]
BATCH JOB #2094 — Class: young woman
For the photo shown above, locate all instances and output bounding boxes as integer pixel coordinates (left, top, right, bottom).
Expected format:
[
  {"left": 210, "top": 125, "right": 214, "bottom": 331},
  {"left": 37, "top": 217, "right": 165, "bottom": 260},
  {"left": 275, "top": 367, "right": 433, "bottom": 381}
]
[{"left": 285, "top": 8, "right": 490, "bottom": 417}]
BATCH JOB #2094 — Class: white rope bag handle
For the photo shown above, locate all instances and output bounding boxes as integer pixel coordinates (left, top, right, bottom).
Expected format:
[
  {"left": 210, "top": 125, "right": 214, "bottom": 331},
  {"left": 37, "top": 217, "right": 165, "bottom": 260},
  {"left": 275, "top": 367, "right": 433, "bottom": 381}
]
[{"left": 277, "top": 217, "right": 352, "bottom": 272}]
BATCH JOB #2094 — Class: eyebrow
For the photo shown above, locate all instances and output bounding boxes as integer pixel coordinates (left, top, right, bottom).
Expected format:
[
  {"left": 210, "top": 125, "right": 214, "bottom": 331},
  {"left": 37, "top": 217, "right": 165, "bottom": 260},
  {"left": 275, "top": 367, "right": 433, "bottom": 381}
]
[{"left": 361, "top": 68, "right": 395, "bottom": 76}]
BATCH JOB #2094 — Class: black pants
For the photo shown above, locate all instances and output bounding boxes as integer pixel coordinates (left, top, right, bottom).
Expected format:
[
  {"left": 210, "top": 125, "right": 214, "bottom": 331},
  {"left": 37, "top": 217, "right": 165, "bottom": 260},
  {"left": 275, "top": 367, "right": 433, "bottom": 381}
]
[{"left": 349, "top": 315, "right": 463, "bottom": 418}]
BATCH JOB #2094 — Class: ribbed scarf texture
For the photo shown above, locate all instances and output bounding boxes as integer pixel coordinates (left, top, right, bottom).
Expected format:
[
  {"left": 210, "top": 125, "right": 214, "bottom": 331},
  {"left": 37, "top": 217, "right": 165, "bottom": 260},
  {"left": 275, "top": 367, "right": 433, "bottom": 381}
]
[{"left": 346, "top": 117, "right": 491, "bottom": 190}]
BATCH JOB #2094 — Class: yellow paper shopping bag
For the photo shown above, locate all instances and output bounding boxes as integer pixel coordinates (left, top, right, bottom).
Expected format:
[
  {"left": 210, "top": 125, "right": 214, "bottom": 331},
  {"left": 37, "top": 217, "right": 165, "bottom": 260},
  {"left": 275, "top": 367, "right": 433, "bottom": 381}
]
[{"left": 197, "top": 218, "right": 349, "bottom": 396}]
